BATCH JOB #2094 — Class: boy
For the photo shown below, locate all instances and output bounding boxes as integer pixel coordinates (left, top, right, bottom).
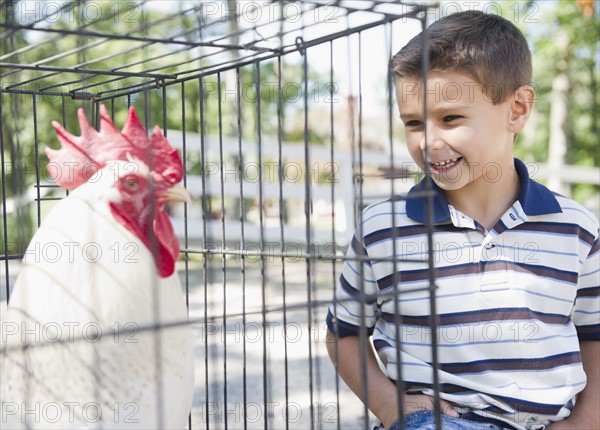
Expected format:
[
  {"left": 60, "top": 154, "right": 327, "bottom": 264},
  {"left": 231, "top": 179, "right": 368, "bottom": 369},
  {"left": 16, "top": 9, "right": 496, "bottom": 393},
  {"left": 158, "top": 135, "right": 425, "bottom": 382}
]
[{"left": 326, "top": 10, "right": 599, "bottom": 430}]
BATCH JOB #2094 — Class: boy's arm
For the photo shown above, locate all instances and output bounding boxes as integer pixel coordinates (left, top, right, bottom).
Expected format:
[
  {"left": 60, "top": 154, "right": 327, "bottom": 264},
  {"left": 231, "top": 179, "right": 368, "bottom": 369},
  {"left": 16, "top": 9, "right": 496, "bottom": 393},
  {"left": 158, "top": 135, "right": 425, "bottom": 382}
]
[
  {"left": 326, "top": 331, "right": 399, "bottom": 428},
  {"left": 326, "top": 331, "right": 458, "bottom": 429},
  {"left": 547, "top": 341, "right": 600, "bottom": 429}
]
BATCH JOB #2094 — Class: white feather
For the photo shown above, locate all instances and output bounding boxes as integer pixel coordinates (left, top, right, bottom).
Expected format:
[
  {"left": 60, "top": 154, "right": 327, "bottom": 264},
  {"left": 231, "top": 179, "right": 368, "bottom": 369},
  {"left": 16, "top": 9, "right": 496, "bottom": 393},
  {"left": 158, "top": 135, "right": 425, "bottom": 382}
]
[{"left": 1, "top": 162, "right": 194, "bottom": 429}]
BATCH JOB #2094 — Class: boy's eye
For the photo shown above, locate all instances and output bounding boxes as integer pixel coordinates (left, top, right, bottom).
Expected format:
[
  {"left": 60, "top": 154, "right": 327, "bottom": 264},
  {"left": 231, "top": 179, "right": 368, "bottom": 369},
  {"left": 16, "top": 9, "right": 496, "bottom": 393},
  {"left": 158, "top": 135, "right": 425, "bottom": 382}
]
[
  {"left": 404, "top": 120, "right": 423, "bottom": 128},
  {"left": 443, "top": 115, "right": 463, "bottom": 122}
]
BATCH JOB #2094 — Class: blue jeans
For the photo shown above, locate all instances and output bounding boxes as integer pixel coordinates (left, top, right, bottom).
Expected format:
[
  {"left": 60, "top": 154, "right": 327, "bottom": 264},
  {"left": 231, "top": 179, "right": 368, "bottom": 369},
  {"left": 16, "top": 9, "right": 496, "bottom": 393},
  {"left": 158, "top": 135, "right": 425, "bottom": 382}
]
[{"left": 376, "top": 410, "right": 506, "bottom": 430}]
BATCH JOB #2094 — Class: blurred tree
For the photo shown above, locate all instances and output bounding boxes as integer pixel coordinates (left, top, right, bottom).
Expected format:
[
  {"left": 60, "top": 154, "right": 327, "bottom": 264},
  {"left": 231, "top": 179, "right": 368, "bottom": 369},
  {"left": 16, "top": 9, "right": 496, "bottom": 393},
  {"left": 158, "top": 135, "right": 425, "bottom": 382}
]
[{"left": 517, "top": 0, "right": 599, "bottom": 202}]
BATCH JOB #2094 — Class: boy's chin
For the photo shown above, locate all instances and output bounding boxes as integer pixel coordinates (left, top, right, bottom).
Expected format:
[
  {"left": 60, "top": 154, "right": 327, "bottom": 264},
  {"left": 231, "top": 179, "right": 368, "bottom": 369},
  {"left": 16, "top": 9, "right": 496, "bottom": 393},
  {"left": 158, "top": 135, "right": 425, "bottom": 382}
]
[
  {"left": 432, "top": 179, "right": 464, "bottom": 191},
  {"left": 422, "top": 168, "right": 467, "bottom": 189}
]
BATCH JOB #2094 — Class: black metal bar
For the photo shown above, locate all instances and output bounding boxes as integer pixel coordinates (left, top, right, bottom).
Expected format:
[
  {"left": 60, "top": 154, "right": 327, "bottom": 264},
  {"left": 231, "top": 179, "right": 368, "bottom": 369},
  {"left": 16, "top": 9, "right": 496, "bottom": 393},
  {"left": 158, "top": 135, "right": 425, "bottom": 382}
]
[
  {"left": 60, "top": 97, "right": 69, "bottom": 198},
  {"left": 0, "top": 249, "right": 438, "bottom": 265},
  {"left": 298, "top": 36, "right": 316, "bottom": 429},
  {"left": 0, "top": 62, "right": 176, "bottom": 80},
  {"left": 328, "top": 38, "right": 342, "bottom": 430},
  {"left": 199, "top": 75, "right": 211, "bottom": 430},
  {"left": 355, "top": 28, "right": 371, "bottom": 430},
  {"left": 0, "top": 89, "right": 9, "bottom": 301},
  {"left": 0, "top": 21, "right": 267, "bottom": 50},
  {"left": 32, "top": 95, "right": 41, "bottom": 227},
  {"left": 276, "top": 53, "right": 291, "bottom": 430},
  {"left": 181, "top": 81, "right": 192, "bottom": 430},
  {"left": 255, "top": 62, "right": 269, "bottom": 430},
  {"left": 181, "top": 81, "right": 189, "bottom": 306},
  {"left": 234, "top": 66, "right": 249, "bottom": 430},
  {"left": 387, "top": 20, "right": 407, "bottom": 429},
  {"left": 161, "top": 87, "right": 167, "bottom": 136},
  {"left": 419, "top": 10, "right": 443, "bottom": 430},
  {"left": 216, "top": 71, "right": 229, "bottom": 429}
]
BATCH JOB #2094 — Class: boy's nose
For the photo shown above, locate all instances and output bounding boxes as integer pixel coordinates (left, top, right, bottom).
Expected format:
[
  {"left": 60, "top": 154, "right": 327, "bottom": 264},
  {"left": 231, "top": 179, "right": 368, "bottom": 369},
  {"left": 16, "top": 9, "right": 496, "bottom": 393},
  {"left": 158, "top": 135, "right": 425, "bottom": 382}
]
[{"left": 420, "top": 126, "right": 446, "bottom": 152}]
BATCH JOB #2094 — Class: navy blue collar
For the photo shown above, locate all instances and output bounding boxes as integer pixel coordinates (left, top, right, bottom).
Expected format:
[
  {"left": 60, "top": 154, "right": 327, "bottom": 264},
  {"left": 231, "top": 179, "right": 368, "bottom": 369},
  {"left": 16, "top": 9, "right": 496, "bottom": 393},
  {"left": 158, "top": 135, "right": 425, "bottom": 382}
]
[{"left": 405, "top": 158, "right": 562, "bottom": 223}]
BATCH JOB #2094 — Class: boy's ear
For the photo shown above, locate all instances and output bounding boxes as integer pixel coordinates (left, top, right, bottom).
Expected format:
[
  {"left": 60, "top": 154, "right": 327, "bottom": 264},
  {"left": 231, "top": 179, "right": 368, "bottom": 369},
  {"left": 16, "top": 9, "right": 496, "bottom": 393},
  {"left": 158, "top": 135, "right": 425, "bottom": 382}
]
[{"left": 508, "top": 85, "right": 535, "bottom": 133}]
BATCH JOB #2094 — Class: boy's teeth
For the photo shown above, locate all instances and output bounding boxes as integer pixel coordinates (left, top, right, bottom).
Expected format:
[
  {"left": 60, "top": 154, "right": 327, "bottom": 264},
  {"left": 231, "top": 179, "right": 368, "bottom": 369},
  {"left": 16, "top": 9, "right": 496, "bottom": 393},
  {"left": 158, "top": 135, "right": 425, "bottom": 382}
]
[{"left": 432, "top": 157, "right": 460, "bottom": 167}]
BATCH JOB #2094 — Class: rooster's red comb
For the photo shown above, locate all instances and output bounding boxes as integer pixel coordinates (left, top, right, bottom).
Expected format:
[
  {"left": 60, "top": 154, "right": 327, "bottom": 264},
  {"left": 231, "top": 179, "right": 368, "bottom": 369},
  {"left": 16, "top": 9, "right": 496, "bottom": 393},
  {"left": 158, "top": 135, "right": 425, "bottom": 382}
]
[{"left": 47, "top": 105, "right": 183, "bottom": 190}]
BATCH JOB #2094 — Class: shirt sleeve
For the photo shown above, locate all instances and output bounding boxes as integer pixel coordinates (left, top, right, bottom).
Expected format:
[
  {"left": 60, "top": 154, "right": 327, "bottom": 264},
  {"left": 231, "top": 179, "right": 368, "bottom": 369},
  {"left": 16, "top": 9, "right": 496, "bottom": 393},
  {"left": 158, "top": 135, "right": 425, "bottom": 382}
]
[
  {"left": 573, "top": 229, "right": 600, "bottom": 342},
  {"left": 326, "top": 232, "right": 380, "bottom": 338}
]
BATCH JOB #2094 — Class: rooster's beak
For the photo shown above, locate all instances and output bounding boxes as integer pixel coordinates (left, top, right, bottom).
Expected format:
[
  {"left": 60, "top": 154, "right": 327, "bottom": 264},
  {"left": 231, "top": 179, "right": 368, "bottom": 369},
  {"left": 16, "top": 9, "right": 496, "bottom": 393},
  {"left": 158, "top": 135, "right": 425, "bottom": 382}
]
[{"left": 164, "top": 183, "right": 192, "bottom": 203}]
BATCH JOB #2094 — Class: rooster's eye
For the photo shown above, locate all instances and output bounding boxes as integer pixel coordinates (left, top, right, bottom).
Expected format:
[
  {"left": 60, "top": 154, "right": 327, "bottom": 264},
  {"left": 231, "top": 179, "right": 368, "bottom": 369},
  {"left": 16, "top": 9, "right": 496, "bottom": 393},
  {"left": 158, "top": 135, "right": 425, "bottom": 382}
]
[{"left": 122, "top": 176, "right": 140, "bottom": 191}]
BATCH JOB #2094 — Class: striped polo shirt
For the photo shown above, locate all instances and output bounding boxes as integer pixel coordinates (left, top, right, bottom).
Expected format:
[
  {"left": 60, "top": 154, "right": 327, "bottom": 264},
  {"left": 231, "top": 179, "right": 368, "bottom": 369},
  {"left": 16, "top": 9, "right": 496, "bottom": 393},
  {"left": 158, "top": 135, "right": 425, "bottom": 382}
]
[{"left": 327, "top": 158, "right": 600, "bottom": 430}]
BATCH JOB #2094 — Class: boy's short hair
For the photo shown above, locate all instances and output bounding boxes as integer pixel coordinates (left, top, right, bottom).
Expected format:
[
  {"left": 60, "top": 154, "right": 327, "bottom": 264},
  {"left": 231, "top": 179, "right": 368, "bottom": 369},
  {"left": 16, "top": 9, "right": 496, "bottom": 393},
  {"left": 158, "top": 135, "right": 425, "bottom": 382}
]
[{"left": 391, "top": 10, "right": 532, "bottom": 104}]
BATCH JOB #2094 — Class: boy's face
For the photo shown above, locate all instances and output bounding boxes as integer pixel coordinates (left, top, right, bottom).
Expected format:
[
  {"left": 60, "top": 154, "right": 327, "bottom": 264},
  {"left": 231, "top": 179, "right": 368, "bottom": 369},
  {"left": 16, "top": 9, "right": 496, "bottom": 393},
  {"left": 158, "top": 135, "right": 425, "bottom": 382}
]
[{"left": 396, "top": 71, "right": 518, "bottom": 192}]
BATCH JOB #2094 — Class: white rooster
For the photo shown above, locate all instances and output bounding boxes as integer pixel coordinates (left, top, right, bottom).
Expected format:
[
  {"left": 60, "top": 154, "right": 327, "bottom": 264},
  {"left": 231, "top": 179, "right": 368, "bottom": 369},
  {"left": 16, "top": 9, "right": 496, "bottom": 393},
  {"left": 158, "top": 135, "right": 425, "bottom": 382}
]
[{"left": 0, "top": 105, "right": 194, "bottom": 429}]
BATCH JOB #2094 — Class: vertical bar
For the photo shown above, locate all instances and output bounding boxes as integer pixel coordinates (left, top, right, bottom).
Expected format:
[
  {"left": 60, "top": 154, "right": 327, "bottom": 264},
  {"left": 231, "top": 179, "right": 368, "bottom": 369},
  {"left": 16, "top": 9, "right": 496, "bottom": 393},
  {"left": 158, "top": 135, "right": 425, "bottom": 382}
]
[
  {"left": 162, "top": 87, "right": 167, "bottom": 135},
  {"left": 92, "top": 102, "right": 98, "bottom": 128},
  {"left": 110, "top": 98, "right": 115, "bottom": 122},
  {"left": 199, "top": 76, "right": 210, "bottom": 430},
  {"left": 160, "top": 89, "right": 170, "bottom": 426},
  {"left": 345, "top": 17, "right": 359, "bottom": 226},
  {"left": 32, "top": 95, "right": 41, "bottom": 227},
  {"left": 61, "top": 96, "right": 67, "bottom": 129},
  {"left": 354, "top": 30, "right": 371, "bottom": 430},
  {"left": 181, "top": 81, "right": 192, "bottom": 430},
  {"left": 328, "top": 39, "right": 342, "bottom": 430},
  {"left": 275, "top": 55, "right": 290, "bottom": 430},
  {"left": 147, "top": 87, "right": 165, "bottom": 430},
  {"left": 0, "top": 94, "right": 9, "bottom": 301},
  {"left": 181, "top": 82, "right": 189, "bottom": 309},
  {"left": 90, "top": 97, "right": 103, "bottom": 418},
  {"left": 143, "top": 90, "right": 149, "bottom": 130},
  {"left": 255, "top": 62, "right": 269, "bottom": 430},
  {"left": 235, "top": 66, "right": 249, "bottom": 430},
  {"left": 419, "top": 11, "right": 443, "bottom": 430},
  {"left": 216, "top": 72, "right": 229, "bottom": 429},
  {"left": 300, "top": 40, "right": 316, "bottom": 429},
  {"left": 387, "top": 21, "right": 406, "bottom": 428},
  {"left": 357, "top": 32, "right": 364, "bottom": 218},
  {"left": 61, "top": 97, "right": 69, "bottom": 198}
]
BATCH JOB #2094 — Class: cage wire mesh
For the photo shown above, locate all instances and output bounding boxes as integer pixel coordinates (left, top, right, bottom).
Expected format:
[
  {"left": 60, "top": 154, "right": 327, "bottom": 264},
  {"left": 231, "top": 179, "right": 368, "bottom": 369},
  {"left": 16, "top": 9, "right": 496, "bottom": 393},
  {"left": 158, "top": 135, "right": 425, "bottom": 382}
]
[{"left": 0, "top": 1, "right": 443, "bottom": 429}]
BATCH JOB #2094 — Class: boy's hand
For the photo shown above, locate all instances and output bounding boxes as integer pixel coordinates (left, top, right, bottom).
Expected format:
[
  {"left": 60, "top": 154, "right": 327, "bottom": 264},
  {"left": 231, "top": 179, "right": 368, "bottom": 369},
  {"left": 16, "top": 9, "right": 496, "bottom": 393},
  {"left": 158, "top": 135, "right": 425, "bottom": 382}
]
[{"left": 382, "top": 394, "right": 459, "bottom": 429}]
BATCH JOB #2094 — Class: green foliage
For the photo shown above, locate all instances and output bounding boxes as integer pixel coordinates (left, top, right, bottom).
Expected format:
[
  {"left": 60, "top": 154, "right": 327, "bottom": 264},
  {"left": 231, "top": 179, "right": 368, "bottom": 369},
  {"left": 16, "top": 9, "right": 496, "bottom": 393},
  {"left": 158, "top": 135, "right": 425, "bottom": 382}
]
[
  {"left": 519, "top": 0, "right": 599, "bottom": 164},
  {"left": 523, "top": 0, "right": 599, "bottom": 201}
]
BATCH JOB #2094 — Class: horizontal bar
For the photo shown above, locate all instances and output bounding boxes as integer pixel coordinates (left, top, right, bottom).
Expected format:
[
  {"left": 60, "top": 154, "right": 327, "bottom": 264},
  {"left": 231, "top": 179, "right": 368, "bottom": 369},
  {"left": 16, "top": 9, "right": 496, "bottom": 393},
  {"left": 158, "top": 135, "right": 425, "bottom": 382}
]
[
  {"left": 0, "top": 22, "right": 279, "bottom": 53},
  {"left": 0, "top": 62, "right": 176, "bottom": 80}
]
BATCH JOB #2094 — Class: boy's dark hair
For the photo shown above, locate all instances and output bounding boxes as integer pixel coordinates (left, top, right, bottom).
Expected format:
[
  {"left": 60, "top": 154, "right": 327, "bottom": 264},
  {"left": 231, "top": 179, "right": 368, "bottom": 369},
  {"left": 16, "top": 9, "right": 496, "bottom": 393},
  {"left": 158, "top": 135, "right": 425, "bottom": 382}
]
[{"left": 391, "top": 10, "right": 532, "bottom": 104}]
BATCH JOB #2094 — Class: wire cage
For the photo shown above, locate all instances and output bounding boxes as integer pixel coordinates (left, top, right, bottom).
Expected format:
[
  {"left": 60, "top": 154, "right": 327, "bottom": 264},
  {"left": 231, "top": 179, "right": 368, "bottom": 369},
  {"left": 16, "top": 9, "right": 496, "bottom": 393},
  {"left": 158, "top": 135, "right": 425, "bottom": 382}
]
[{"left": 1, "top": 1, "right": 442, "bottom": 429}]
